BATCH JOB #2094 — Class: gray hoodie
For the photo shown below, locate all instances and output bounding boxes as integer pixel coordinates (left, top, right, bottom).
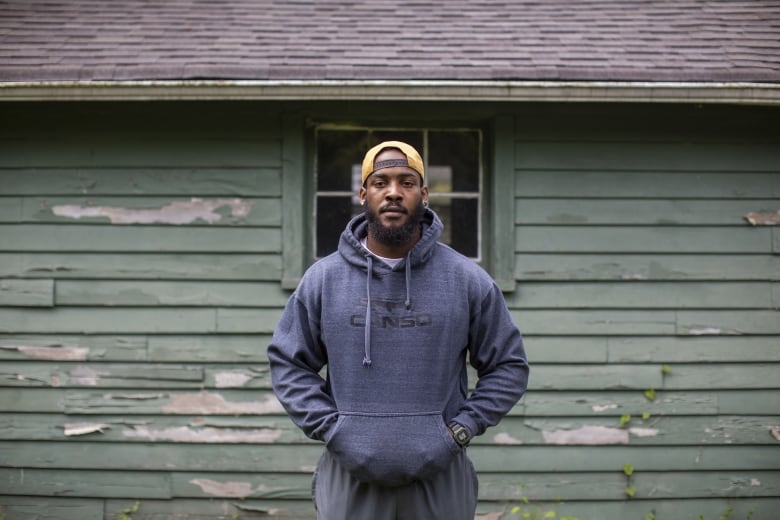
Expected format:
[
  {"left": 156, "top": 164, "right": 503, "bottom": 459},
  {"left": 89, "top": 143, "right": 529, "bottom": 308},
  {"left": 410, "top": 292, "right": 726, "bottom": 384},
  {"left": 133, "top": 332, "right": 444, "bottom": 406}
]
[{"left": 268, "top": 209, "right": 529, "bottom": 486}]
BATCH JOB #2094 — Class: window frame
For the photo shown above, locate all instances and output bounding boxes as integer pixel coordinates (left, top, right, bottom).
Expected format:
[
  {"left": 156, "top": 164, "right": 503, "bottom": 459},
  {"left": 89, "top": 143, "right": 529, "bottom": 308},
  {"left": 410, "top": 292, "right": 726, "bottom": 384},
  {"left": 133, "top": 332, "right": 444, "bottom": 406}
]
[{"left": 281, "top": 114, "right": 516, "bottom": 292}]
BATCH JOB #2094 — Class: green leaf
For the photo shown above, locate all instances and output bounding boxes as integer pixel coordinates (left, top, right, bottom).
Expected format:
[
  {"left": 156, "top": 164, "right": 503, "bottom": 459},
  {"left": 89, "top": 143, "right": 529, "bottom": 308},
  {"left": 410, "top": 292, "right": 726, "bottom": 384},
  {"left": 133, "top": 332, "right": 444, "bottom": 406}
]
[
  {"left": 642, "top": 412, "right": 651, "bottom": 420},
  {"left": 619, "top": 414, "right": 632, "bottom": 427},
  {"left": 511, "top": 506, "right": 521, "bottom": 514},
  {"left": 661, "top": 364, "right": 671, "bottom": 374},
  {"left": 643, "top": 388, "right": 656, "bottom": 401},
  {"left": 645, "top": 514, "right": 656, "bottom": 520},
  {"left": 544, "top": 512, "right": 557, "bottom": 518},
  {"left": 623, "top": 463, "right": 635, "bottom": 476},
  {"left": 625, "top": 486, "right": 636, "bottom": 497}
]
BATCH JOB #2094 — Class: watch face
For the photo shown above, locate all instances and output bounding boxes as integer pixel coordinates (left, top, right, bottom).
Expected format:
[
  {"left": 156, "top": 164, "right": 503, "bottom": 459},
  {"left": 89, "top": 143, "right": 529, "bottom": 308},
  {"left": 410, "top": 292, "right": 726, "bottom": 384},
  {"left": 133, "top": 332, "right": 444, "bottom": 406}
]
[
  {"left": 453, "top": 426, "right": 470, "bottom": 445},
  {"left": 449, "top": 422, "right": 470, "bottom": 446}
]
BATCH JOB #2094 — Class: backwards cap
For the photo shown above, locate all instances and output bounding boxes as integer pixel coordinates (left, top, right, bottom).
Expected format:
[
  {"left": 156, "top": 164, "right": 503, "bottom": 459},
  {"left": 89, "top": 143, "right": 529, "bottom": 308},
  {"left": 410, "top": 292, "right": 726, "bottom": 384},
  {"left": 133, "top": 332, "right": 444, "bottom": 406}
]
[{"left": 361, "top": 140, "right": 425, "bottom": 185}]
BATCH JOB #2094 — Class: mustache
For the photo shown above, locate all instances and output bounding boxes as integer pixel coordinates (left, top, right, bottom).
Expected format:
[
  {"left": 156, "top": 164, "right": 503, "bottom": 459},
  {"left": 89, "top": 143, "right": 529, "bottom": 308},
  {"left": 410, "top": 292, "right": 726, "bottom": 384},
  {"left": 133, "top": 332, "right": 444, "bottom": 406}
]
[{"left": 379, "top": 203, "right": 408, "bottom": 214}]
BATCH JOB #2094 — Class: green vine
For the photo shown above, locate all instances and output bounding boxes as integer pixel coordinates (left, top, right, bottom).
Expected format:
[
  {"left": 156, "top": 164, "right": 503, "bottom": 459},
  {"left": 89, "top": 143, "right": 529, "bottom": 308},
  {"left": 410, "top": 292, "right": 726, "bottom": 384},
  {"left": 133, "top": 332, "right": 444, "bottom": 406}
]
[
  {"left": 116, "top": 500, "right": 140, "bottom": 520},
  {"left": 507, "top": 485, "right": 578, "bottom": 520},
  {"left": 622, "top": 463, "right": 636, "bottom": 498}
]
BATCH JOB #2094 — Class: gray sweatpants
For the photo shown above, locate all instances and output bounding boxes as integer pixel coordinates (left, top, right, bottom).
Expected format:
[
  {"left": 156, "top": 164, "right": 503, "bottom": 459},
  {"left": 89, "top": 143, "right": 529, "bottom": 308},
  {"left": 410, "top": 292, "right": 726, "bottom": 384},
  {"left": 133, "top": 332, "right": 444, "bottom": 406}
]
[{"left": 312, "top": 448, "right": 478, "bottom": 520}]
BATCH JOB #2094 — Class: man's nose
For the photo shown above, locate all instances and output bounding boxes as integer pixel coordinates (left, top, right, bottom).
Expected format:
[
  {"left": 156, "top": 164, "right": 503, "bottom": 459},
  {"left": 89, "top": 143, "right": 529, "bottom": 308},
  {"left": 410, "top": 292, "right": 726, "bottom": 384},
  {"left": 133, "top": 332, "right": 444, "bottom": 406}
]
[{"left": 385, "top": 181, "right": 402, "bottom": 199}]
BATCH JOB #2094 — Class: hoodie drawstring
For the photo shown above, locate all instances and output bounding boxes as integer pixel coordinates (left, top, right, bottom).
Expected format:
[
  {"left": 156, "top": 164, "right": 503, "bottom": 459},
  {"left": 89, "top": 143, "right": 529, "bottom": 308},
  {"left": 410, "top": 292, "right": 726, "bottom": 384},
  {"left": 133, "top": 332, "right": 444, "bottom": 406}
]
[
  {"left": 404, "top": 253, "right": 412, "bottom": 310},
  {"left": 363, "top": 256, "right": 373, "bottom": 367},
  {"left": 362, "top": 252, "right": 414, "bottom": 367}
]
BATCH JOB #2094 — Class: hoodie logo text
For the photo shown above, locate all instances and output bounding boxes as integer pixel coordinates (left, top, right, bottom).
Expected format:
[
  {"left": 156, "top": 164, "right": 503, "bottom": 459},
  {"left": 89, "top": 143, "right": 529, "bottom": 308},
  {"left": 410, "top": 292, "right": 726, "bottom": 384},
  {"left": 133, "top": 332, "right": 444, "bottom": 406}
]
[{"left": 350, "top": 299, "right": 432, "bottom": 329}]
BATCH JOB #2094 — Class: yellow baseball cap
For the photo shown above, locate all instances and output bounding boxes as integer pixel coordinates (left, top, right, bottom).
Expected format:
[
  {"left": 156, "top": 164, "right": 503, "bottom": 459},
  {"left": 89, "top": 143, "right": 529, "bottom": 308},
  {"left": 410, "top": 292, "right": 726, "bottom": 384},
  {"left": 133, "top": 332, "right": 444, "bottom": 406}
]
[{"left": 361, "top": 141, "right": 425, "bottom": 185}]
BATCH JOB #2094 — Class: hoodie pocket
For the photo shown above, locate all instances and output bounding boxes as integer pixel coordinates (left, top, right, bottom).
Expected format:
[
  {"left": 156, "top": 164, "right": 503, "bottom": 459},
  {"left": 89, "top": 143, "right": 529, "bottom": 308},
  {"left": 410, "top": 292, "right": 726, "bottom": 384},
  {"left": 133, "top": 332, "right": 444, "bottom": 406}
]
[{"left": 326, "top": 411, "right": 460, "bottom": 486}]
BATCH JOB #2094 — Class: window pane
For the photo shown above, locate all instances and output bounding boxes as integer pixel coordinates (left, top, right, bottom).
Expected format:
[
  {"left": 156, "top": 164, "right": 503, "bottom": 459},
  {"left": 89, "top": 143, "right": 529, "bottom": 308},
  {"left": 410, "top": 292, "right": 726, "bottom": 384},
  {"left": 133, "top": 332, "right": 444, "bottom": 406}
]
[
  {"left": 429, "top": 196, "right": 478, "bottom": 257},
  {"left": 428, "top": 131, "right": 480, "bottom": 192},
  {"left": 316, "top": 195, "right": 359, "bottom": 257},
  {"left": 369, "top": 131, "right": 424, "bottom": 155},
  {"left": 318, "top": 131, "right": 370, "bottom": 191}
]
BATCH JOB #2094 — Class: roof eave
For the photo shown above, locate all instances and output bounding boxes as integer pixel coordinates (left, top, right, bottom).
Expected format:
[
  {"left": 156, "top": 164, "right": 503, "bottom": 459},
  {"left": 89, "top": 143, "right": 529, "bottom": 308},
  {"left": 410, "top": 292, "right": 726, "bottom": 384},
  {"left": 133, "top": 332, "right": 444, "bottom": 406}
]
[{"left": 1, "top": 80, "right": 779, "bottom": 105}]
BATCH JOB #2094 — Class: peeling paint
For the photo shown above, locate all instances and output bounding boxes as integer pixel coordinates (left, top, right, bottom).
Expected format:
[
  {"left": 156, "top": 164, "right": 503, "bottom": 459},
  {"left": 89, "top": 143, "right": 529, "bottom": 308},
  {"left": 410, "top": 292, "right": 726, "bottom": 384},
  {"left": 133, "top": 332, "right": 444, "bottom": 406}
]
[
  {"left": 475, "top": 513, "right": 503, "bottom": 520},
  {"left": 189, "top": 478, "right": 269, "bottom": 498},
  {"left": 68, "top": 366, "right": 106, "bottom": 386},
  {"left": 106, "top": 392, "right": 166, "bottom": 400},
  {"left": 161, "top": 391, "right": 284, "bottom": 415},
  {"left": 628, "top": 427, "right": 659, "bottom": 437},
  {"left": 214, "top": 370, "right": 254, "bottom": 388},
  {"left": 592, "top": 404, "right": 618, "bottom": 413},
  {"left": 751, "top": 478, "right": 761, "bottom": 486},
  {"left": 543, "top": 425, "right": 630, "bottom": 445},
  {"left": 493, "top": 432, "right": 523, "bottom": 445},
  {"left": 621, "top": 274, "right": 648, "bottom": 280},
  {"left": 744, "top": 210, "right": 780, "bottom": 226},
  {"left": 123, "top": 424, "right": 282, "bottom": 443},
  {"left": 64, "top": 422, "right": 111, "bottom": 436},
  {"left": 52, "top": 198, "right": 255, "bottom": 225},
  {"left": 233, "top": 504, "right": 285, "bottom": 515},
  {"left": 688, "top": 327, "right": 724, "bottom": 335},
  {"left": 0, "top": 344, "right": 88, "bottom": 361},
  {"left": 769, "top": 425, "right": 780, "bottom": 441}
]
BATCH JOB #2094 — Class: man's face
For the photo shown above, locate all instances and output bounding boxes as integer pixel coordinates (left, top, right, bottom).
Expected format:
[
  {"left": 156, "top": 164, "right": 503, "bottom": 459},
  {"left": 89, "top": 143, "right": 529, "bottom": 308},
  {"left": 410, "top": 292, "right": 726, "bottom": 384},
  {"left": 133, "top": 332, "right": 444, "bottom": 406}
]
[{"left": 360, "top": 148, "right": 429, "bottom": 248}]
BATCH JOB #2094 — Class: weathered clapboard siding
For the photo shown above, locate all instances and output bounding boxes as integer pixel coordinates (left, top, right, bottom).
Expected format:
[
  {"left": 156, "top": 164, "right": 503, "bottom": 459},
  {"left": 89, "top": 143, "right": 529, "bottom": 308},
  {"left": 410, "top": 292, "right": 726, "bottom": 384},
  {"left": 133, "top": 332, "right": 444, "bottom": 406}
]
[
  {"left": 0, "top": 102, "right": 293, "bottom": 518},
  {"left": 0, "top": 101, "right": 778, "bottom": 519},
  {"left": 0, "top": 253, "right": 283, "bottom": 280},
  {"left": 0, "top": 196, "right": 282, "bottom": 226},
  {"left": 0, "top": 279, "right": 53, "bottom": 306},
  {"left": 2, "top": 441, "right": 777, "bottom": 473},
  {"left": 508, "top": 104, "right": 780, "bottom": 519},
  {"left": 3, "top": 468, "right": 780, "bottom": 501},
  {"left": 516, "top": 253, "right": 779, "bottom": 280},
  {"left": 1, "top": 413, "right": 777, "bottom": 446},
  {"left": 2, "top": 388, "right": 777, "bottom": 417},
  {"left": 0, "top": 225, "right": 281, "bottom": 252},
  {"left": 2, "top": 361, "right": 778, "bottom": 392}
]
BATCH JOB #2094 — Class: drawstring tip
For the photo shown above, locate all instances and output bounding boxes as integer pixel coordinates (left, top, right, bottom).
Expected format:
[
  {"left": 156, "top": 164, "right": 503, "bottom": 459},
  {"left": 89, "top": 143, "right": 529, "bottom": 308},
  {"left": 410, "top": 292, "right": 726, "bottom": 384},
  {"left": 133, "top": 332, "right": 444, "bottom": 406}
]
[{"left": 362, "top": 358, "right": 372, "bottom": 367}]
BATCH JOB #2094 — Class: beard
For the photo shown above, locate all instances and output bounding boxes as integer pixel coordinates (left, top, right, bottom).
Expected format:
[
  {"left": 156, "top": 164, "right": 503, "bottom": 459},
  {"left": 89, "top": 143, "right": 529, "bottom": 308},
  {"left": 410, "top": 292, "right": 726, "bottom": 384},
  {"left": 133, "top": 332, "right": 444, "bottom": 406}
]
[{"left": 365, "top": 200, "right": 426, "bottom": 248}]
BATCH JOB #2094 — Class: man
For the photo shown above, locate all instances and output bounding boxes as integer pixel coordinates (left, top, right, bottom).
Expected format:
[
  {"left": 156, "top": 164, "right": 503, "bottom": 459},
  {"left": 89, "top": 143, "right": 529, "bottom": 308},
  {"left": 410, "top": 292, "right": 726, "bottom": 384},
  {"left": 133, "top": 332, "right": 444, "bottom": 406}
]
[{"left": 268, "top": 140, "right": 529, "bottom": 519}]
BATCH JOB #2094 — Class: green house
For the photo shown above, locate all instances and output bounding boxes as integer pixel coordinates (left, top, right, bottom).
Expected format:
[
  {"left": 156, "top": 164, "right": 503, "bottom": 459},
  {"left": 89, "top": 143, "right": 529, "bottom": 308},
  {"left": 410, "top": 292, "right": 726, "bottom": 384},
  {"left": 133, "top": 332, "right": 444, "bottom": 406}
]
[{"left": 1, "top": 2, "right": 778, "bottom": 519}]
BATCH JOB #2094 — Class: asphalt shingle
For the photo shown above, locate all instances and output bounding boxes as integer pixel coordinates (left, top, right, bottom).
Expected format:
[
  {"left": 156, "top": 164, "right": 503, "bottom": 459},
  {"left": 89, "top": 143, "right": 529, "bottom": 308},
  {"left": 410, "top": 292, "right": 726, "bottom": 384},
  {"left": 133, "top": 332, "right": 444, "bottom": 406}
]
[{"left": 1, "top": 0, "right": 778, "bottom": 82}]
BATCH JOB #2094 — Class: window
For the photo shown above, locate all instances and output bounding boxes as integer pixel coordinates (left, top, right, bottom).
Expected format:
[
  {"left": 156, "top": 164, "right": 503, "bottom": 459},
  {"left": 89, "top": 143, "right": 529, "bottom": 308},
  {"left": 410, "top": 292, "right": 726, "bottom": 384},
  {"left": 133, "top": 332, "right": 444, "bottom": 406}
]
[{"left": 315, "top": 128, "right": 482, "bottom": 260}]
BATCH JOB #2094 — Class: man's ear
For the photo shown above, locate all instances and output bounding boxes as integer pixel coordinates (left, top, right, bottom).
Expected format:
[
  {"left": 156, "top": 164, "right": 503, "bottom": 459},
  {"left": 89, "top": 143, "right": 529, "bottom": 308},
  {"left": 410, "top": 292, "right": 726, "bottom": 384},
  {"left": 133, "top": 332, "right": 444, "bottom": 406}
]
[
  {"left": 359, "top": 186, "right": 367, "bottom": 205},
  {"left": 421, "top": 185, "right": 429, "bottom": 206}
]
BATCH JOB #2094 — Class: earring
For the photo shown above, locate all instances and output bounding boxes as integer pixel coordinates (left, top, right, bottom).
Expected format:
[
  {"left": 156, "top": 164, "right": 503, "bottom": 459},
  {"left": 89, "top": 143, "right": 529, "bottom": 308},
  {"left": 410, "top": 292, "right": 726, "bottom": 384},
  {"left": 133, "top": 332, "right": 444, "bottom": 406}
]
[{"left": 423, "top": 200, "right": 429, "bottom": 207}]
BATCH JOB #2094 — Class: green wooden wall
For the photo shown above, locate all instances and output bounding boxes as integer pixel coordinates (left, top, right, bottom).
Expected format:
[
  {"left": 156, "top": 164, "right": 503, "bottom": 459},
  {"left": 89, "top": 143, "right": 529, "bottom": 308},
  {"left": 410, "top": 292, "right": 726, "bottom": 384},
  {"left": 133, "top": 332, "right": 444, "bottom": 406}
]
[{"left": 0, "top": 101, "right": 778, "bottom": 520}]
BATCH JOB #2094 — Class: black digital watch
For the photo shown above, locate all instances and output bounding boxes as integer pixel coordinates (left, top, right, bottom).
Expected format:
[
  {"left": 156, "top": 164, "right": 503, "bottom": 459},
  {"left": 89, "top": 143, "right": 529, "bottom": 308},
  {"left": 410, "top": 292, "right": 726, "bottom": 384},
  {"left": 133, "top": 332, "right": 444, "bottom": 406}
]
[{"left": 448, "top": 422, "right": 472, "bottom": 447}]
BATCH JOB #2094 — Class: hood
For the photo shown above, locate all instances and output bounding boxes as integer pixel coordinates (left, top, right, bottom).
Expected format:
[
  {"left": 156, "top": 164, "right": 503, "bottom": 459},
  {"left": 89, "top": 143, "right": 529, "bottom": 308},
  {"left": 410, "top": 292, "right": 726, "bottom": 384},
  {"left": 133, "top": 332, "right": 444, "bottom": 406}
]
[
  {"left": 337, "top": 208, "right": 443, "bottom": 366},
  {"left": 337, "top": 208, "right": 443, "bottom": 272}
]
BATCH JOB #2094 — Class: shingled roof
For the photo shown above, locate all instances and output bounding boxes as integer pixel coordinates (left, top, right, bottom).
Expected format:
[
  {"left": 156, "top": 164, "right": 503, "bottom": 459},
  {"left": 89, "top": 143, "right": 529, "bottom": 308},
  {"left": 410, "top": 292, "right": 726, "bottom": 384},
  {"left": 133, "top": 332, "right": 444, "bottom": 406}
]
[
  {"left": 2, "top": 0, "right": 779, "bottom": 83},
  {"left": 1, "top": 0, "right": 779, "bottom": 104}
]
